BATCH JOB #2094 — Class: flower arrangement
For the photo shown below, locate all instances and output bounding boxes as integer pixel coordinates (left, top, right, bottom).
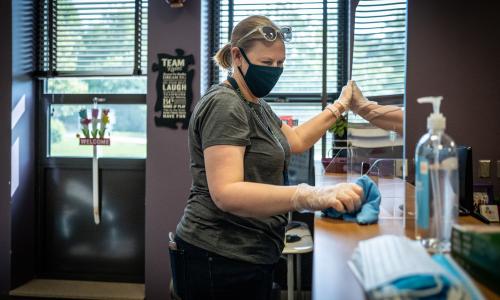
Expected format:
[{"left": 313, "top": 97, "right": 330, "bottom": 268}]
[
  {"left": 77, "top": 108, "right": 110, "bottom": 143},
  {"left": 100, "top": 109, "right": 110, "bottom": 138},
  {"left": 91, "top": 109, "right": 99, "bottom": 138}
]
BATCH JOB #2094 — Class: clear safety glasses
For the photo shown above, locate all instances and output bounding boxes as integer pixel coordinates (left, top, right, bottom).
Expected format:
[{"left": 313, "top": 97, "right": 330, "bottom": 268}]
[{"left": 238, "top": 26, "right": 292, "bottom": 44}]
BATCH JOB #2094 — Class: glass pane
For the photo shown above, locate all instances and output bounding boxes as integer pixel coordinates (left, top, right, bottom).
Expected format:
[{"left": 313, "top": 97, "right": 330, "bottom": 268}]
[
  {"left": 39, "top": 0, "right": 148, "bottom": 75},
  {"left": 346, "top": 111, "right": 404, "bottom": 219},
  {"left": 46, "top": 77, "right": 147, "bottom": 94},
  {"left": 269, "top": 102, "right": 322, "bottom": 159},
  {"left": 49, "top": 104, "right": 147, "bottom": 158},
  {"left": 219, "top": 0, "right": 339, "bottom": 94},
  {"left": 351, "top": 0, "right": 406, "bottom": 96},
  {"left": 346, "top": 0, "right": 407, "bottom": 219}
]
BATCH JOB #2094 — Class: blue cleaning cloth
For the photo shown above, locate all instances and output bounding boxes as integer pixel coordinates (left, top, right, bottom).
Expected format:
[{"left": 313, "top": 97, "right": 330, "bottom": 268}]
[{"left": 322, "top": 175, "right": 381, "bottom": 225}]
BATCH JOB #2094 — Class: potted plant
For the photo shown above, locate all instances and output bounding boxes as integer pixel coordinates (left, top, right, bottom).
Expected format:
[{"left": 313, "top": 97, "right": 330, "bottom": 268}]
[
  {"left": 322, "top": 114, "right": 348, "bottom": 173},
  {"left": 328, "top": 113, "right": 348, "bottom": 149}
]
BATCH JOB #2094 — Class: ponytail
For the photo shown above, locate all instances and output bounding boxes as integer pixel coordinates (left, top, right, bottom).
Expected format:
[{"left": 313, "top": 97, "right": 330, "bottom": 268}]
[{"left": 213, "top": 43, "right": 232, "bottom": 70}]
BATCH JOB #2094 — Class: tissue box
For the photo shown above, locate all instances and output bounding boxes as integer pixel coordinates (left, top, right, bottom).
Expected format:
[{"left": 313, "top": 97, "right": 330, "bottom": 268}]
[{"left": 451, "top": 224, "right": 500, "bottom": 293}]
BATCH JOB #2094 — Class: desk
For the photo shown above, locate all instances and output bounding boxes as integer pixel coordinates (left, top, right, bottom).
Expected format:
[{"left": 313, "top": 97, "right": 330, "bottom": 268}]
[{"left": 312, "top": 172, "right": 500, "bottom": 300}]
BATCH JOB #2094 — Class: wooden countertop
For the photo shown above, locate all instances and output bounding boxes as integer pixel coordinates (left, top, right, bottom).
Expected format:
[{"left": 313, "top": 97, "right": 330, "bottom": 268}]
[{"left": 312, "top": 171, "right": 500, "bottom": 300}]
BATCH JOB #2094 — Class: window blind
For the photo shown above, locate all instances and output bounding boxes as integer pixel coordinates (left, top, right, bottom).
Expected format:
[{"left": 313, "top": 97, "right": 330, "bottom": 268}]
[
  {"left": 37, "top": 0, "right": 148, "bottom": 77},
  {"left": 217, "top": 0, "right": 343, "bottom": 95},
  {"left": 201, "top": 0, "right": 221, "bottom": 94},
  {"left": 351, "top": 0, "right": 406, "bottom": 97}
]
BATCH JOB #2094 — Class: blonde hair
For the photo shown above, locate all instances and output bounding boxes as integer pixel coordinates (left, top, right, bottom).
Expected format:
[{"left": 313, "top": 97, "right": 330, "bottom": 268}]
[{"left": 213, "top": 15, "right": 282, "bottom": 70}]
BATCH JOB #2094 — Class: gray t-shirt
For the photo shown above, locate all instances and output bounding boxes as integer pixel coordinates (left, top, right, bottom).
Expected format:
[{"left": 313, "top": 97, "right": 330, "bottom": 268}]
[{"left": 176, "top": 83, "right": 291, "bottom": 265}]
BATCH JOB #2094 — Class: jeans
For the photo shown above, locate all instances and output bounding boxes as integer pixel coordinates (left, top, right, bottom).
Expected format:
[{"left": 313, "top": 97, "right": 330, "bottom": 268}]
[{"left": 171, "top": 236, "right": 275, "bottom": 300}]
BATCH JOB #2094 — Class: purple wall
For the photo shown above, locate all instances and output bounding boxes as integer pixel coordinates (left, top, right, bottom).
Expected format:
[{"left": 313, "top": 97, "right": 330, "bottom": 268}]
[
  {"left": 0, "top": 0, "right": 13, "bottom": 296},
  {"left": 10, "top": 0, "right": 36, "bottom": 289},
  {"left": 406, "top": 1, "right": 500, "bottom": 197},
  {"left": 0, "top": 1, "right": 39, "bottom": 296},
  {"left": 145, "top": 1, "right": 201, "bottom": 299}
]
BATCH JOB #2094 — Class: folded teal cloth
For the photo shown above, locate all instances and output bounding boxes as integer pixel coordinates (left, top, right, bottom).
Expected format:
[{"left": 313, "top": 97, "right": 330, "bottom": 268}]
[{"left": 322, "top": 175, "right": 381, "bottom": 225}]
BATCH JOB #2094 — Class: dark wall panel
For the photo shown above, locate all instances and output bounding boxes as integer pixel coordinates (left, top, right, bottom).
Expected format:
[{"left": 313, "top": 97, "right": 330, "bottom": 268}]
[
  {"left": 42, "top": 167, "right": 145, "bottom": 282},
  {"left": 0, "top": 0, "right": 13, "bottom": 296},
  {"left": 406, "top": 0, "right": 500, "bottom": 195},
  {"left": 145, "top": 1, "right": 201, "bottom": 299},
  {"left": 10, "top": 0, "right": 37, "bottom": 289}
]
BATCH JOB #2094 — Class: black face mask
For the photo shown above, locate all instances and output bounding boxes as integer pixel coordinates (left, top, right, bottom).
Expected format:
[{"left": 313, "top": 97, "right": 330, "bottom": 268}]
[{"left": 237, "top": 47, "right": 283, "bottom": 98}]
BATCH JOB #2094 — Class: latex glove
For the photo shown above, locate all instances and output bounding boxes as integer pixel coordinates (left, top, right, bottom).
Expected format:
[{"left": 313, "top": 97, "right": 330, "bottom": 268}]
[
  {"left": 291, "top": 182, "right": 363, "bottom": 213},
  {"left": 323, "top": 175, "right": 381, "bottom": 225},
  {"left": 351, "top": 80, "right": 377, "bottom": 114},
  {"left": 334, "top": 80, "right": 353, "bottom": 111}
]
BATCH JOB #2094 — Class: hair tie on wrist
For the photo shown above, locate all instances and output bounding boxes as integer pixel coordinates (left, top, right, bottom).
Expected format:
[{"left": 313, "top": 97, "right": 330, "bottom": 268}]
[
  {"left": 334, "top": 99, "right": 348, "bottom": 111},
  {"left": 325, "top": 105, "right": 340, "bottom": 119}
]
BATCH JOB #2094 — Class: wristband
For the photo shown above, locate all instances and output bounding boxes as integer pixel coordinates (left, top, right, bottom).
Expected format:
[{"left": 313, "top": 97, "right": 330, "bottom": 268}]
[
  {"left": 334, "top": 98, "right": 348, "bottom": 111},
  {"left": 325, "top": 105, "right": 340, "bottom": 119}
]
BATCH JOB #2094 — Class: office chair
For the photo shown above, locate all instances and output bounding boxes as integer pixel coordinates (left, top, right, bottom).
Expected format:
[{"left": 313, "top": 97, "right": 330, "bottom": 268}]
[{"left": 283, "top": 147, "right": 315, "bottom": 300}]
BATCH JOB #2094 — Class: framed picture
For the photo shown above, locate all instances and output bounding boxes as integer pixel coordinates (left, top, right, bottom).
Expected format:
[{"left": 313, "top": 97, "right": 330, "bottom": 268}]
[
  {"left": 479, "top": 205, "right": 500, "bottom": 222},
  {"left": 473, "top": 184, "right": 494, "bottom": 214}
]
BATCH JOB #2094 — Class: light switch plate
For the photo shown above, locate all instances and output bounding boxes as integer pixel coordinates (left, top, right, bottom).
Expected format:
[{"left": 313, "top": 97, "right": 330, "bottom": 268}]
[
  {"left": 479, "top": 160, "right": 491, "bottom": 178},
  {"left": 497, "top": 160, "right": 500, "bottom": 178}
]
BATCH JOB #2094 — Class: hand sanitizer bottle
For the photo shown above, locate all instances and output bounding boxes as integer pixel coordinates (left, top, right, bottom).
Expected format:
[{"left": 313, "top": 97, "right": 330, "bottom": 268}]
[{"left": 415, "top": 96, "right": 459, "bottom": 253}]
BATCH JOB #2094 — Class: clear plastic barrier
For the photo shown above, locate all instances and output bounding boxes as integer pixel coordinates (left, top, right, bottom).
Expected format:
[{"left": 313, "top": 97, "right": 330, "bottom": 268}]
[
  {"left": 346, "top": 112, "right": 405, "bottom": 220},
  {"left": 346, "top": 0, "right": 407, "bottom": 220}
]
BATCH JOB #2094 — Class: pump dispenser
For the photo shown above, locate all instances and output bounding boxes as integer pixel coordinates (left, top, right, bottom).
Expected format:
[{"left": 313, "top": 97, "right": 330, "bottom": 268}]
[
  {"left": 417, "top": 96, "right": 446, "bottom": 131},
  {"left": 415, "top": 96, "right": 459, "bottom": 253}
]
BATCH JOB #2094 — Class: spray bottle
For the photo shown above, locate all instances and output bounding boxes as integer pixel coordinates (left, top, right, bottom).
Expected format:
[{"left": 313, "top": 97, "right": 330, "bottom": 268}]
[{"left": 415, "top": 96, "right": 459, "bottom": 253}]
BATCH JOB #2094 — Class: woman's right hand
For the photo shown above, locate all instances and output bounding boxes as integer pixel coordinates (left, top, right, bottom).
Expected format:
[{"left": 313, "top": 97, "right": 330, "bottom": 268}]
[
  {"left": 334, "top": 80, "right": 354, "bottom": 111},
  {"left": 291, "top": 182, "right": 363, "bottom": 213}
]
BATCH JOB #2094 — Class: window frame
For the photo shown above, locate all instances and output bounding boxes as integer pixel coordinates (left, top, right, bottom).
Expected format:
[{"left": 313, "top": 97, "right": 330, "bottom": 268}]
[
  {"left": 39, "top": 92, "right": 147, "bottom": 163},
  {"left": 34, "top": 0, "right": 148, "bottom": 279},
  {"left": 206, "top": 0, "right": 405, "bottom": 158},
  {"left": 36, "top": 0, "right": 148, "bottom": 77},
  {"left": 35, "top": 88, "right": 146, "bottom": 278},
  {"left": 35, "top": 88, "right": 146, "bottom": 279},
  {"left": 206, "top": 0, "right": 348, "bottom": 104},
  {"left": 36, "top": 0, "right": 149, "bottom": 161},
  {"left": 207, "top": 0, "right": 349, "bottom": 158}
]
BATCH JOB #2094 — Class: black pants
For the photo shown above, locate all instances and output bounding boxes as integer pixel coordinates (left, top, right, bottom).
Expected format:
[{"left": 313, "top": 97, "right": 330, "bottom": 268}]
[{"left": 171, "top": 236, "right": 275, "bottom": 300}]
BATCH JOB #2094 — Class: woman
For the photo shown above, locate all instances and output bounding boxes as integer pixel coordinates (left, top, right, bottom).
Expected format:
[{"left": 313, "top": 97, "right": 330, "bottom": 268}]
[{"left": 173, "top": 15, "right": 363, "bottom": 300}]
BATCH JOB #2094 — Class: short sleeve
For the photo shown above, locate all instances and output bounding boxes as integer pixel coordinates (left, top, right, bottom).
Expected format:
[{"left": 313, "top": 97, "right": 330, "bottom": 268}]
[{"left": 197, "top": 91, "right": 251, "bottom": 150}]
